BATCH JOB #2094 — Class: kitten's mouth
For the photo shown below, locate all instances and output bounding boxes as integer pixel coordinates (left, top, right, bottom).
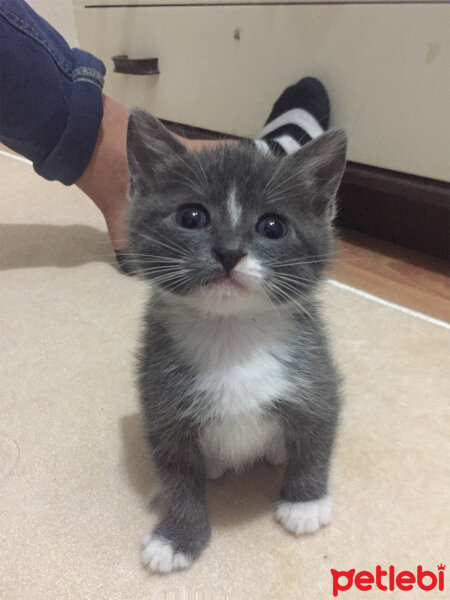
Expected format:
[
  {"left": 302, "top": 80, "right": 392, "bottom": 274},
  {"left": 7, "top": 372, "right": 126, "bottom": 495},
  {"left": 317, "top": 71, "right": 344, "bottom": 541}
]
[{"left": 207, "top": 273, "right": 248, "bottom": 293}]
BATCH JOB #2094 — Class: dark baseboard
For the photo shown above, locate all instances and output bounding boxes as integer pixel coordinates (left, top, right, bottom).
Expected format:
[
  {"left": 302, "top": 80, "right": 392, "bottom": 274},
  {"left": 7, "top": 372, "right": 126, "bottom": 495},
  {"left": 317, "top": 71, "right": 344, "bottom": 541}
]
[
  {"left": 163, "top": 120, "right": 450, "bottom": 259},
  {"left": 338, "top": 163, "right": 449, "bottom": 260}
]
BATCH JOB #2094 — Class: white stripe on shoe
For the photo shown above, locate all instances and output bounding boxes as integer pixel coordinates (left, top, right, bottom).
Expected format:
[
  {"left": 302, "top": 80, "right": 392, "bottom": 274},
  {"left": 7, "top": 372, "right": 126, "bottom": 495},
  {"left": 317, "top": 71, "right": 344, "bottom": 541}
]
[
  {"left": 260, "top": 108, "right": 324, "bottom": 139},
  {"left": 254, "top": 140, "right": 271, "bottom": 155},
  {"left": 273, "top": 135, "right": 302, "bottom": 154}
]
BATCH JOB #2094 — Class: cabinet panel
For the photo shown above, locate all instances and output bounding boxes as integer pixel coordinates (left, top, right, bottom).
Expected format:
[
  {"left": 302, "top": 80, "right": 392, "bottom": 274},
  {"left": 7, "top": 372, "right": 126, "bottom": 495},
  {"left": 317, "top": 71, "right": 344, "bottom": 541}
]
[
  {"left": 75, "top": 1, "right": 440, "bottom": 6},
  {"left": 75, "top": 5, "right": 450, "bottom": 180}
]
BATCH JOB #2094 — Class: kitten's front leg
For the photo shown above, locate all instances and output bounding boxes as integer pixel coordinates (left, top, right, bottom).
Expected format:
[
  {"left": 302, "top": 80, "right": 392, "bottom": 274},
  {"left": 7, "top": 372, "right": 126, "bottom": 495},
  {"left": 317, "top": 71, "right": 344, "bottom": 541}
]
[
  {"left": 141, "top": 429, "right": 210, "bottom": 573},
  {"left": 276, "top": 410, "right": 337, "bottom": 535}
]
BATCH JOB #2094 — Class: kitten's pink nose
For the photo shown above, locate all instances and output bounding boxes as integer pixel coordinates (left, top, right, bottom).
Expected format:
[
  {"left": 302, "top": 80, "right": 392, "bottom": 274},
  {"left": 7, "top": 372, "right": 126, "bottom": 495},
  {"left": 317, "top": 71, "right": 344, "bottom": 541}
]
[{"left": 213, "top": 248, "right": 246, "bottom": 272}]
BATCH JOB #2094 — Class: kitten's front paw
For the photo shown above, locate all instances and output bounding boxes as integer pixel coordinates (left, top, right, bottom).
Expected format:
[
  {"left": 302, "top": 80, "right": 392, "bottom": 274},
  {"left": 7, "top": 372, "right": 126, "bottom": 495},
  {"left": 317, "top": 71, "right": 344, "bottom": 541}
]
[
  {"left": 141, "top": 534, "right": 192, "bottom": 573},
  {"left": 275, "top": 495, "right": 332, "bottom": 535}
]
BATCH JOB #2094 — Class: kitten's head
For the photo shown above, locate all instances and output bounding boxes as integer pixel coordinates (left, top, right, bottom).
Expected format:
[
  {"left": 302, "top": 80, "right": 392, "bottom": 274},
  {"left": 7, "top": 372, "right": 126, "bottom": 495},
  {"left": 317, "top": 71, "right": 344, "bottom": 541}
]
[{"left": 126, "top": 110, "right": 346, "bottom": 316}]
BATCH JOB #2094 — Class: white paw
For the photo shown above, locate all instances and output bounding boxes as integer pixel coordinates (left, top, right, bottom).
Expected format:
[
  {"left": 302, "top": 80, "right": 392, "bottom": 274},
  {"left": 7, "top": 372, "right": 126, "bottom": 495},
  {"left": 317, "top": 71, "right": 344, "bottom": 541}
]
[
  {"left": 275, "top": 495, "right": 333, "bottom": 535},
  {"left": 141, "top": 534, "right": 192, "bottom": 573}
]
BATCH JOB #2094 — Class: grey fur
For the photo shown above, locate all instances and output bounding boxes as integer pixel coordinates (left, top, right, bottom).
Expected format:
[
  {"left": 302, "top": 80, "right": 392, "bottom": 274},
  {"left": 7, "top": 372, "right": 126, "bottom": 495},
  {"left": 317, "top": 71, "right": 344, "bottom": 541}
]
[{"left": 126, "top": 109, "right": 346, "bottom": 566}]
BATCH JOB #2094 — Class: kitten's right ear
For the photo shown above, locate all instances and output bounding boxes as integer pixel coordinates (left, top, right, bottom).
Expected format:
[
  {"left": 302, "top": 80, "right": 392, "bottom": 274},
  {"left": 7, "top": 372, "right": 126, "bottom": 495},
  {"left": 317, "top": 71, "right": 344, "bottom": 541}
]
[{"left": 127, "top": 108, "right": 187, "bottom": 191}]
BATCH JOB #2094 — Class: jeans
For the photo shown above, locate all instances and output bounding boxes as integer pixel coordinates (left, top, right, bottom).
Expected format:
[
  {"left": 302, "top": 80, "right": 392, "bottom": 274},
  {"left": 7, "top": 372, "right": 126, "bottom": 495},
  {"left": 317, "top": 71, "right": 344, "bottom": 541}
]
[{"left": 0, "top": 0, "right": 105, "bottom": 185}]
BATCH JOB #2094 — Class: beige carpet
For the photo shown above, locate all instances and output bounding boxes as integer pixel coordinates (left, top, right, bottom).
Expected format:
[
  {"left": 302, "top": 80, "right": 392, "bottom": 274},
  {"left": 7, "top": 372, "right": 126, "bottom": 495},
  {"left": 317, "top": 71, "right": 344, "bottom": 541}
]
[{"left": 1, "top": 153, "right": 449, "bottom": 600}]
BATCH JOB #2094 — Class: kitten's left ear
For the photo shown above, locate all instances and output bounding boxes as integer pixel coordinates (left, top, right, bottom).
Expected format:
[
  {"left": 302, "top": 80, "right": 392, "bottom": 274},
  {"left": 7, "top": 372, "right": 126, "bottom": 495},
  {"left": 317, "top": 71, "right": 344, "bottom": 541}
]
[
  {"left": 289, "top": 129, "right": 347, "bottom": 217},
  {"left": 127, "top": 108, "right": 187, "bottom": 192}
]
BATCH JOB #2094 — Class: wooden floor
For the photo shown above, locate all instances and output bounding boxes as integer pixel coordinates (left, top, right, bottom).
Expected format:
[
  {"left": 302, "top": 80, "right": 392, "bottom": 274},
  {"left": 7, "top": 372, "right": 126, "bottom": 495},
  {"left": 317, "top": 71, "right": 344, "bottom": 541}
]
[{"left": 332, "top": 229, "right": 449, "bottom": 323}]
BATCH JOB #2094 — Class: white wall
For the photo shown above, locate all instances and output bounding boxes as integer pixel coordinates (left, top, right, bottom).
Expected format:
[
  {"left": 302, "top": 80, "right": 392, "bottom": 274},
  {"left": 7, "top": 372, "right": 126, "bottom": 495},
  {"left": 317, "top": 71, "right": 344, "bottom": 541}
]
[{"left": 28, "top": 0, "right": 78, "bottom": 46}]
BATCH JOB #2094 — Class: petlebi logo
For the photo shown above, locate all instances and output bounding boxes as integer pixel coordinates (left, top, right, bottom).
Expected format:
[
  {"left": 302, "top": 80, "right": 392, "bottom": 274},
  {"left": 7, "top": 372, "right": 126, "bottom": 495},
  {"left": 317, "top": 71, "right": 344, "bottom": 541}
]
[{"left": 330, "top": 564, "right": 446, "bottom": 597}]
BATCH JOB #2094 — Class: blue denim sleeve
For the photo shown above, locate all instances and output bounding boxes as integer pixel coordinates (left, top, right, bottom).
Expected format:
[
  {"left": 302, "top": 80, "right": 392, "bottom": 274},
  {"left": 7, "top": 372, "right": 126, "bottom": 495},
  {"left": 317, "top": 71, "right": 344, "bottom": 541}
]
[{"left": 0, "top": 0, "right": 105, "bottom": 185}]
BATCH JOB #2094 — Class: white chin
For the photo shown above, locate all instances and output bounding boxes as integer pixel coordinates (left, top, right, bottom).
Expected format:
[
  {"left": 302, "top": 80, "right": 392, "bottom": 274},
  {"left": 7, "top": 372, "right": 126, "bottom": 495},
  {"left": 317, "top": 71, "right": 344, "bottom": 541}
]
[{"left": 197, "top": 283, "right": 269, "bottom": 316}]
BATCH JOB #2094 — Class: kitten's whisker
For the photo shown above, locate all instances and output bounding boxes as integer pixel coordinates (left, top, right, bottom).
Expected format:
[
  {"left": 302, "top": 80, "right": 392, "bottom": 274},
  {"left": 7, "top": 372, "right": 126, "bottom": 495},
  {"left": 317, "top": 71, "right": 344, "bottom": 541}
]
[
  {"left": 265, "top": 256, "right": 334, "bottom": 267},
  {"left": 267, "top": 251, "right": 335, "bottom": 262},
  {"left": 268, "top": 251, "right": 335, "bottom": 262},
  {"left": 135, "top": 267, "right": 188, "bottom": 276},
  {"left": 131, "top": 256, "right": 186, "bottom": 264},
  {"left": 155, "top": 277, "right": 192, "bottom": 294},
  {"left": 271, "top": 273, "right": 318, "bottom": 286},
  {"left": 127, "top": 263, "right": 190, "bottom": 277},
  {"left": 121, "top": 264, "right": 187, "bottom": 276},
  {"left": 130, "top": 252, "right": 184, "bottom": 264},
  {"left": 264, "top": 193, "right": 300, "bottom": 205},
  {"left": 266, "top": 282, "right": 299, "bottom": 311},
  {"left": 122, "top": 267, "right": 185, "bottom": 277},
  {"left": 164, "top": 274, "right": 192, "bottom": 293},
  {"left": 280, "top": 285, "right": 317, "bottom": 321},
  {"left": 266, "top": 260, "right": 331, "bottom": 269},
  {"left": 267, "top": 280, "right": 315, "bottom": 322},
  {"left": 149, "top": 271, "right": 191, "bottom": 285},
  {"left": 190, "top": 151, "right": 209, "bottom": 188},
  {"left": 146, "top": 229, "right": 192, "bottom": 255},
  {"left": 134, "top": 231, "right": 189, "bottom": 258},
  {"left": 131, "top": 258, "right": 187, "bottom": 267},
  {"left": 276, "top": 290, "right": 314, "bottom": 322},
  {"left": 265, "top": 167, "right": 302, "bottom": 198},
  {"left": 176, "top": 155, "right": 205, "bottom": 188},
  {"left": 263, "top": 159, "right": 287, "bottom": 195},
  {"left": 171, "top": 173, "right": 205, "bottom": 195},
  {"left": 261, "top": 283, "right": 292, "bottom": 317},
  {"left": 266, "top": 176, "right": 328, "bottom": 200},
  {"left": 273, "top": 278, "right": 309, "bottom": 298},
  {"left": 152, "top": 274, "right": 190, "bottom": 286},
  {"left": 271, "top": 269, "right": 320, "bottom": 279},
  {"left": 135, "top": 266, "right": 186, "bottom": 275},
  {"left": 260, "top": 284, "right": 278, "bottom": 306},
  {"left": 135, "top": 227, "right": 190, "bottom": 256},
  {"left": 175, "top": 153, "right": 208, "bottom": 190},
  {"left": 265, "top": 180, "right": 305, "bottom": 199}
]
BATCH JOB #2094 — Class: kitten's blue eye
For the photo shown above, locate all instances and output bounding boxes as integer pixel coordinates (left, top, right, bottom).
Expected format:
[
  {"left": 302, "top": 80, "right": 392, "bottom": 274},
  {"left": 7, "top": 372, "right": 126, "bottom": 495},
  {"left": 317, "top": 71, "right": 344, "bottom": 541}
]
[
  {"left": 256, "top": 214, "right": 287, "bottom": 239},
  {"left": 176, "top": 204, "right": 210, "bottom": 229}
]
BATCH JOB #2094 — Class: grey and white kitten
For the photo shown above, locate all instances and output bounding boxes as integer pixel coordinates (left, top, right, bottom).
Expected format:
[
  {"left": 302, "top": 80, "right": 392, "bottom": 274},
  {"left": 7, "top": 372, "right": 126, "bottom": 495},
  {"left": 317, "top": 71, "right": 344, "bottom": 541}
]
[{"left": 126, "top": 110, "right": 346, "bottom": 573}]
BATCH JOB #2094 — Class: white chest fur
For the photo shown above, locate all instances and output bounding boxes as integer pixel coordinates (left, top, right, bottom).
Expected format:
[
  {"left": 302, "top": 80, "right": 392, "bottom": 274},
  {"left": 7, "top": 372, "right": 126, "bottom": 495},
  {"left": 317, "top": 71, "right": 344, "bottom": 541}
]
[
  {"left": 199, "top": 413, "right": 284, "bottom": 472},
  {"left": 166, "top": 307, "right": 296, "bottom": 470}
]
